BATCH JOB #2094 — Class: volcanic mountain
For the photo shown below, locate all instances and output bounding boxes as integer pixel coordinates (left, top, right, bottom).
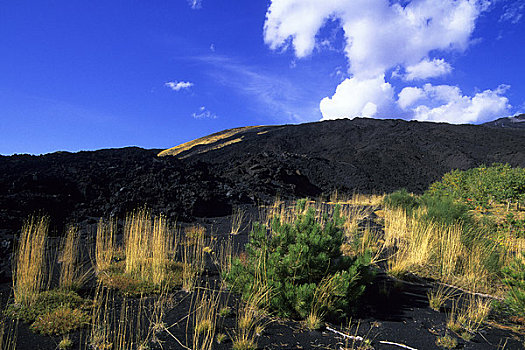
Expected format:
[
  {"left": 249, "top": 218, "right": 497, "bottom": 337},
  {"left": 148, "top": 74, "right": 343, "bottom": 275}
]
[{"left": 1, "top": 117, "right": 525, "bottom": 233}]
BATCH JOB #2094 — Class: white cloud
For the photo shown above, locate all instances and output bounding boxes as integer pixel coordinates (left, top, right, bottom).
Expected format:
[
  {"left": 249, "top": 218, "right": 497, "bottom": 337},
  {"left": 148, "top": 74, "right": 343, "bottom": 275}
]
[
  {"left": 398, "top": 86, "right": 426, "bottom": 110},
  {"left": 264, "top": 0, "right": 512, "bottom": 124},
  {"left": 192, "top": 106, "right": 217, "bottom": 119},
  {"left": 165, "top": 81, "right": 194, "bottom": 91},
  {"left": 187, "top": 0, "right": 202, "bottom": 10},
  {"left": 404, "top": 58, "right": 453, "bottom": 81},
  {"left": 320, "top": 75, "right": 394, "bottom": 120},
  {"left": 398, "top": 84, "right": 511, "bottom": 124},
  {"left": 265, "top": 0, "right": 485, "bottom": 78}
]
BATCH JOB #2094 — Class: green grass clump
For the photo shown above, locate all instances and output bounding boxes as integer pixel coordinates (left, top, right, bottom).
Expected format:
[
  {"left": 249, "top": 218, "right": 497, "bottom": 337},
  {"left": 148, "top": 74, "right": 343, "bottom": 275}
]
[
  {"left": 6, "top": 289, "right": 90, "bottom": 335},
  {"left": 6, "top": 290, "right": 87, "bottom": 323},
  {"left": 436, "top": 334, "right": 458, "bottom": 349},
  {"left": 30, "top": 307, "right": 90, "bottom": 335},
  {"left": 226, "top": 200, "right": 373, "bottom": 320},
  {"left": 502, "top": 253, "right": 525, "bottom": 317},
  {"left": 384, "top": 189, "right": 420, "bottom": 214},
  {"left": 98, "top": 261, "right": 183, "bottom": 296}
]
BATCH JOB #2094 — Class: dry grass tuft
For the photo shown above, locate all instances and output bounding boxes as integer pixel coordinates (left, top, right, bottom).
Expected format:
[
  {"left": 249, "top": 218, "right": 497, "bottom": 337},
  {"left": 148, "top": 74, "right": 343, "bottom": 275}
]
[
  {"left": 231, "top": 286, "right": 270, "bottom": 350},
  {"left": 13, "top": 216, "right": 49, "bottom": 305},
  {"left": 182, "top": 226, "right": 207, "bottom": 292},
  {"left": 230, "top": 207, "right": 245, "bottom": 235},
  {"left": 428, "top": 284, "right": 456, "bottom": 311},
  {"left": 190, "top": 288, "right": 220, "bottom": 350},
  {"left": 95, "top": 218, "right": 116, "bottom": 273},
  {"left": 59, "top": 225, "right": 91, "bottom": 291}
]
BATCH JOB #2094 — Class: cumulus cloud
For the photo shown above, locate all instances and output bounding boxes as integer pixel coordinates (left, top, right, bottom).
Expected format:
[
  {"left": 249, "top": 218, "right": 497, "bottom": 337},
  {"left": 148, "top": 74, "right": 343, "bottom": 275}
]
[
  {"left": 187, "top": 0, "right": 202, "bottom": 10},
  {"left": 403, "top": 58, "right": 453, "bottom": 81},
  {"left": 192, "top": 106, "right": 217, "bottom": 119},
  {"left": 165, "top": 81, "right": 194, "bottom": 91},
  {"left": 264, "top": 0, "right": 512, "bottom": 123},
  {"left": 398, "top": 84, "right": 511, "bottom": 124},
  {"left": 265, "top": 0, "right": 484, "bottom": 78},
  {"left": 320, "top": 75, "right": 394, "bottom": 119}
]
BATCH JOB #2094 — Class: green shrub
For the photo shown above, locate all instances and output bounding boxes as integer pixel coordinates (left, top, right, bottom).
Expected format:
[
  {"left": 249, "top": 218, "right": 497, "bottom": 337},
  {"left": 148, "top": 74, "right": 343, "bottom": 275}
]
[
  {"left": 226, "top": 203, "right": 373, "bottom": 320},
  {"left": 419, "top": 195, "right": 471, "bottom": 226},
  {"left": 427, "top": 164, "right": 525, "bottom": 210},
  {"left": 30, "top": 307, "right": 90, "bottom": 335},
  {"left": 6, "top": 290, "right": 87, "bottom": 323},
  {"left": 502, "top": 253, "right": 525, "bottom": 317},
  {"left": 384, "top": 189, "right": 420, "bottom": 214}
]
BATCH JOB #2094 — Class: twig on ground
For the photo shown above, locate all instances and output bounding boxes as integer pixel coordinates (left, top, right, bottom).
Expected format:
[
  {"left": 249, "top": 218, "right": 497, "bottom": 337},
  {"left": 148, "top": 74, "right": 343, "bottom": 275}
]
[
  {"left": 326, "top": 325, "right": 419, "bottom": 350},
  {"left": 379, "top": 340, "right": 418, "bottom": 350}
]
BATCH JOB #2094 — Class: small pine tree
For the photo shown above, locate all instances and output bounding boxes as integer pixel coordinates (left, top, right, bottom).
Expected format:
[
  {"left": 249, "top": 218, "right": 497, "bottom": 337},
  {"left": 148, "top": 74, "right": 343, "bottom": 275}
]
[{"left": 226, "top": 202, "right": 373, "bottom": 319}]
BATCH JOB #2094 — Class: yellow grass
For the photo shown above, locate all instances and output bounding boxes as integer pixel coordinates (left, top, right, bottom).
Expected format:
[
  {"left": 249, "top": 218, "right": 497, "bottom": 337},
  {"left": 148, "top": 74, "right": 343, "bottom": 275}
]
[
  {"left": 230, "top": 207, "right": 245, "bottom": 235},
  {"left": 190, "top": 288, "right": 220, "bottom": 350},
  {"left": 13, "top": 216, "right": 49, "bottom": 305},
  {"left": 158, "top": 125, "right": 270, "bottom": 158},
  {"left": 232, "top": 287, "right": 269, "bottom": 350},
  {"left": 383, "top": 207, "right": 502, "bottom": 294},
  {"left": 124, "top": 209, "right": 152, "bottom": 278},
  {"left": 182, "top": 226, "right": 206, "bottom": 292},
  {"left": 59, "top": 225, "right": 81, "bottom": 290},
  {"left": 95, "top": 218, "right": 116, "bottom": 273},
  {"left": 123, "top": 210, "right": 173, "bottom": 285}
]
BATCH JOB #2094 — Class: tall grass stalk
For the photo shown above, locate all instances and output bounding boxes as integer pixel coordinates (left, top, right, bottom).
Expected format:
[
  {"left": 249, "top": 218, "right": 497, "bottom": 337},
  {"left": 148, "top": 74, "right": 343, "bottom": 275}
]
[
  {"left": 231, "top": 207, "right": 245, "bottom": 235},
  {"left": 59, "top": 225, "right": 81, "bottom": 290},
  {"left": 124, "top": 209, "right": 152, "bottom": 278},
  {"left": 96, "top": 218, "right": 116, "bottom": 273},
  {"left": 182, "top": 226, "right": 206, "bottom": 292},
  {"left": 13, "top": 216, "right": 49, "bottom": 305},
  {"left": 151, "top": 215, "right": 170, "bottom": 285},
  {"left": 190, "top": 288, "right": 220, "bottom": 350},
  {"left": 0, "top": 311, "right": 18, "bottom": 350}
]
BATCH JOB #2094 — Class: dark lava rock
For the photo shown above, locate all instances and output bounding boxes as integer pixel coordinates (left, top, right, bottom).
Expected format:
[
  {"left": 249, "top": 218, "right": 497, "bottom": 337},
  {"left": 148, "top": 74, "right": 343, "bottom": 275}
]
[{"left": 1, "top": 118, "right": 525, "bottom": 236}]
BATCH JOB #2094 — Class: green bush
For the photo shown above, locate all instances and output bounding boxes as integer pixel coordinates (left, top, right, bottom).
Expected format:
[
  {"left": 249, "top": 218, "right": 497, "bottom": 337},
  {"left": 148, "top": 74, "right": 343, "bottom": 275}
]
[
  {"left": 6, "top": 290, "right": 87, "bottom": 323},
  {"left": 30, "top": 307, "right": 90, "bottom": 335},
  {"left": 226, "top": 202, "right": 373, "bottom": 319},
  {"left": 427, "top": 164, "right": 525, "bottom": 210},
  {"left": 419, "top": 195, "right": 471, "bottom": 226},
  {"left": 384, "top": 189, "right": 420, "bottom": 214},
  {"left": 502, "top": 253, "right": 525, "bottom": 317}
]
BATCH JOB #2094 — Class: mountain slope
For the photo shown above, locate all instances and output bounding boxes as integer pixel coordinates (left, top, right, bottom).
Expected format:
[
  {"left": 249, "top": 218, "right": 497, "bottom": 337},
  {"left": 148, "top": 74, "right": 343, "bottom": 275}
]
[
  {"left": 162, "top": 118, "right": 525, "bottom": 196},
  {"left": 482, "top": 114, "right": 525, "bottom": 129},
  {"left": 2, "top": 118, "right": 525, "bottom": 234}
]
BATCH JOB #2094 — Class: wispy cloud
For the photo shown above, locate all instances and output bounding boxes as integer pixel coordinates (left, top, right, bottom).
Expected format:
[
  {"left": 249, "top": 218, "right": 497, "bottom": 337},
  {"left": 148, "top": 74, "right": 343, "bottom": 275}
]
[
  {"left": 500, "top": 1, "right": 525, "bottom": 24},
  {"left": 165, "top": 81, "right": 194, "bottom": 91},
  {"left": 192, "top": 106, "right": 217, "bottom": 119},
  {"left": 194, "top": 55, "right": 321, "bottom": 122},
  {"left": 187, "top": 0, "right": 202, "bottom": 10}
]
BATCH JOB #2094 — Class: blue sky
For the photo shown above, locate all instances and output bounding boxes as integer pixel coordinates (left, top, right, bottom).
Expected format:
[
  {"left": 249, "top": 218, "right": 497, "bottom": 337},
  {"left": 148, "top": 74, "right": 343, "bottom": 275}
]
[{"left": 1, "top": 0, "right": 524, "bottom": 155}]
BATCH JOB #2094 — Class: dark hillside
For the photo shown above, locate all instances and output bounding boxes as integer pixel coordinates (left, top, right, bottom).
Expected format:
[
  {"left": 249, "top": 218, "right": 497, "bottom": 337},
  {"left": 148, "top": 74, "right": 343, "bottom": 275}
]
[
  {"left": 1, "top": 118, "right": 525, "bottom": 233},
  {"left": 173, "top": 118, "right": 525, "bottom": 197}
]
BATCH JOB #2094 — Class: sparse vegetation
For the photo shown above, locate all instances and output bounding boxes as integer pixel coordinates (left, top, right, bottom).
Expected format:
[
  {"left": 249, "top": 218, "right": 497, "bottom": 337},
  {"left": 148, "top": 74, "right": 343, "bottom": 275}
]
[
  {"left": 13, "top": 216, "right": 49, "bottom": 306},
  {"left": 30, "top": 306, "right": 90, "bottom": 335},
  {"left": 3, "top": 164, "right": 525, "bottom": 349},
  {"left": 428, "top": 284, "right": 456, "bottom": 312},
  {"left": 436, "top": 334, "right": 458, "bottom": 349}
]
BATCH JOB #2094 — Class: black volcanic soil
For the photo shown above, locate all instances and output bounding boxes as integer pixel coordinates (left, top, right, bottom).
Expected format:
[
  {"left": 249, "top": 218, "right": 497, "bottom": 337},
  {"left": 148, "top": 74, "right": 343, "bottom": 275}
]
[{"left": 1, "top": 118, "right": 525, "bottom": 349}]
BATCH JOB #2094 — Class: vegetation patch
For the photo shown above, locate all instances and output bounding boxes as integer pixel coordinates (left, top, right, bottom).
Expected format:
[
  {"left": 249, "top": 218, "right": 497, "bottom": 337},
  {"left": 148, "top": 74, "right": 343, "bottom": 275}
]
[
  {"left": 226, "top": 200, "right": 374, "bottom": 322},
  {"left": 30, "top": 307, "right": 90, "bottom": 335}
]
